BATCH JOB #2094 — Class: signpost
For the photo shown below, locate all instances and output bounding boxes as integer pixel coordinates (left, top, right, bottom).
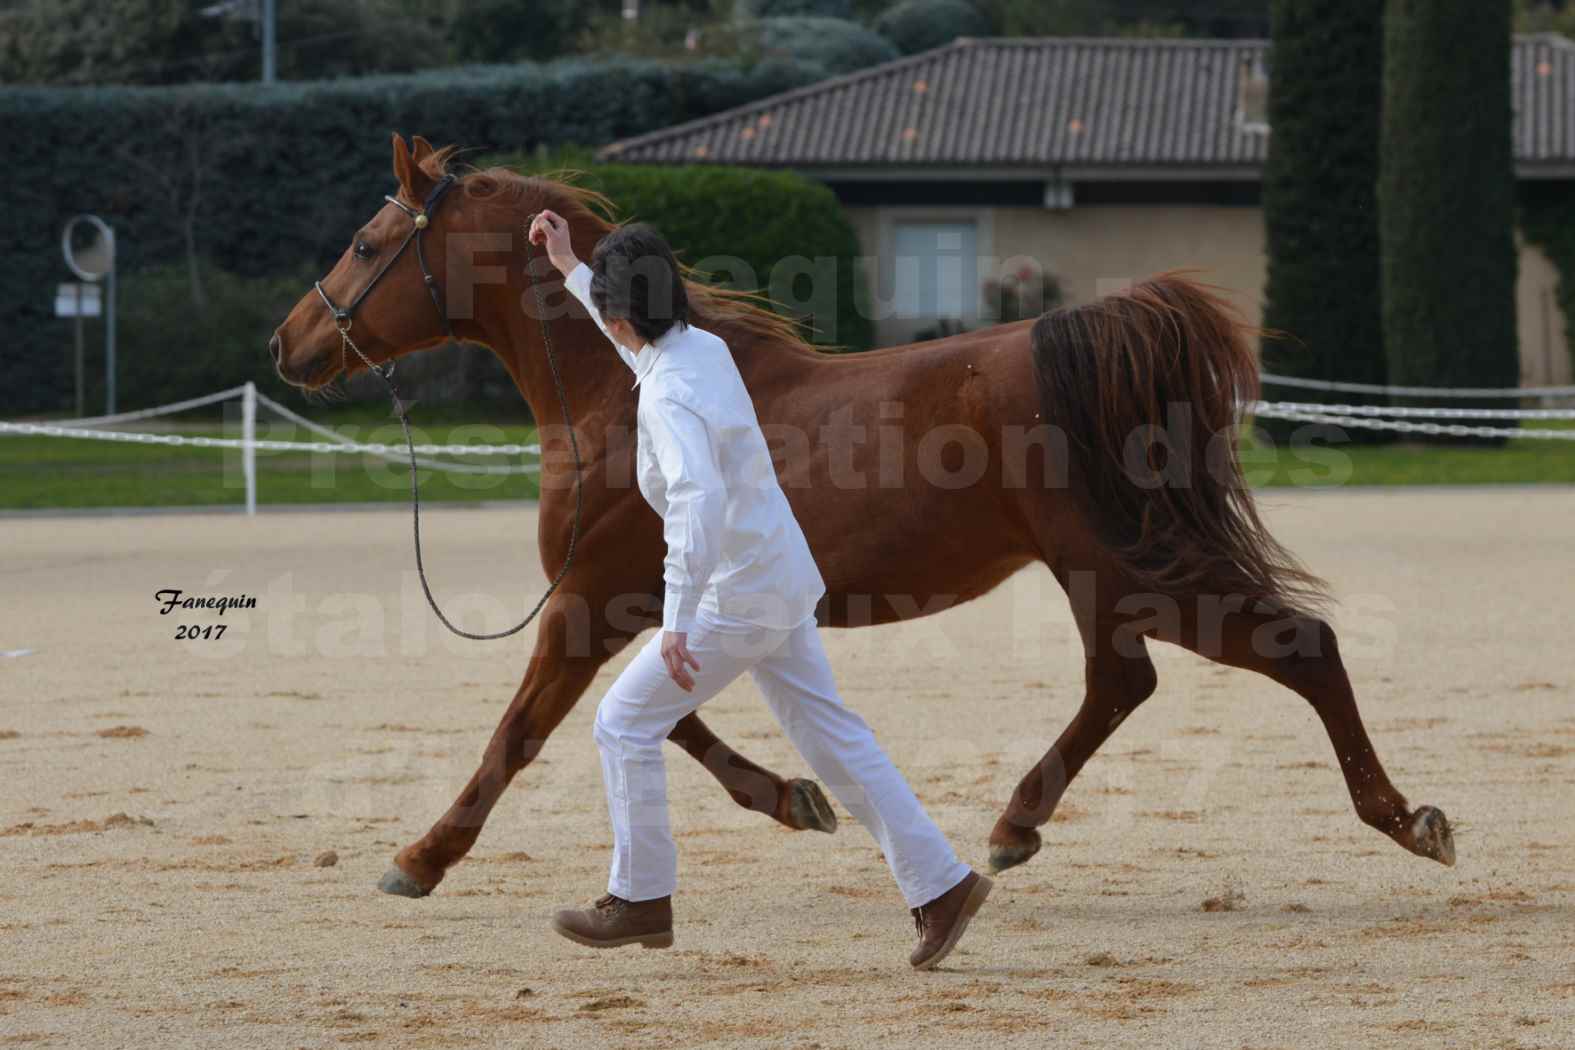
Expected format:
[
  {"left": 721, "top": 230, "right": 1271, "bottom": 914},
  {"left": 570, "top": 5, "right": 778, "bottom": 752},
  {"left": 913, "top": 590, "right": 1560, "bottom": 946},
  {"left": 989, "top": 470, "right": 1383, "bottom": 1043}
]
[
  {"left": 61, "top": 215, "right": 117, "bottom": 415},
  {"left": 53, "top": 282, "right": 102, "bottom": 417},
  {"left": 262, "top": 0, "right": 276, "bottom": 84}
]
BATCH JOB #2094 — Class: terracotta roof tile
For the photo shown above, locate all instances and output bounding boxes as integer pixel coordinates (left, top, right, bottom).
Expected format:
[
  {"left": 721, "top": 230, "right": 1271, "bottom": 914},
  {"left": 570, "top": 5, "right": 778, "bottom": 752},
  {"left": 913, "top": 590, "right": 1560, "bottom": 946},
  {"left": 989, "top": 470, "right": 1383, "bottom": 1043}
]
[{"left": 600, "top": 34, "right": 1575, "bottom": 173}]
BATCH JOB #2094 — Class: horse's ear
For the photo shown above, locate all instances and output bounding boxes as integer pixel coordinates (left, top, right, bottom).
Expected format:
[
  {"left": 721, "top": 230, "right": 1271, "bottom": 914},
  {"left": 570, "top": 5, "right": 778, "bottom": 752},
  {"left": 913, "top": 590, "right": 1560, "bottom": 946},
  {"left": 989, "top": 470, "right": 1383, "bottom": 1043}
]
[
  {"left": 391, "top": 132, "right": 414, "bottom": 189},
  {"left": 390, "top": 132, "right": 433, "bottom": 201},
  {"left": 412, "top": 135, "right": 435, "bottom": 164}
]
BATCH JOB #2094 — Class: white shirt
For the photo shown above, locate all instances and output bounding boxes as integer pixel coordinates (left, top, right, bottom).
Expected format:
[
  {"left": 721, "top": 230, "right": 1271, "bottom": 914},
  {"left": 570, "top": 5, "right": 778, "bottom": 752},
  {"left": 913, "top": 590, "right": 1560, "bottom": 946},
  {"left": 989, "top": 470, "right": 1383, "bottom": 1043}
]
[{"left": 566, "top": 263, "right": 826, "bottom": 634}]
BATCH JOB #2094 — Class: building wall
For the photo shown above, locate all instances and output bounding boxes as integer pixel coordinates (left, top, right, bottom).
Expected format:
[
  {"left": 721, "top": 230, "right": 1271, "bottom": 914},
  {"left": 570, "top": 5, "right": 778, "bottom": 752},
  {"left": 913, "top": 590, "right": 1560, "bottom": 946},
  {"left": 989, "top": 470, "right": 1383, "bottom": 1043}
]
[
  {"left": 847, "top": 202, "right": 1572, "bottom": 387},
  {"left": 1517, "top": 237, "right": 1572, "bottom": 387}
]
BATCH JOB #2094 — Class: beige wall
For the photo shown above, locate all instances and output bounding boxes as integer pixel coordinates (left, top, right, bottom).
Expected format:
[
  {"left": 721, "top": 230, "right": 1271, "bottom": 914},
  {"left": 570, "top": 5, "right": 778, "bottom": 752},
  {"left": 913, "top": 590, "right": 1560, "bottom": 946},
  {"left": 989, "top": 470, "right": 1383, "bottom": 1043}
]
[
  {"left": 1518, "top": 238, "right": 1572, "bottom": 387},
  {"left": 848, "top": 202, "right": 1573, "bottom": 386}
]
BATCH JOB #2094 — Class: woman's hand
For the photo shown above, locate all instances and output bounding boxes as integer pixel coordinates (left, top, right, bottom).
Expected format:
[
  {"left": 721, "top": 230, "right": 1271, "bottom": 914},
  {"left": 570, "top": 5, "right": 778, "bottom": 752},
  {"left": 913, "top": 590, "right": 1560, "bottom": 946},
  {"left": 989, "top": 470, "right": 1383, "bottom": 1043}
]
[
  {"left": 528, "top": 209, "right": 579, "bottom": 277},
  {"left": 661, "top": 631, "right": 701, "bottom": 692}
]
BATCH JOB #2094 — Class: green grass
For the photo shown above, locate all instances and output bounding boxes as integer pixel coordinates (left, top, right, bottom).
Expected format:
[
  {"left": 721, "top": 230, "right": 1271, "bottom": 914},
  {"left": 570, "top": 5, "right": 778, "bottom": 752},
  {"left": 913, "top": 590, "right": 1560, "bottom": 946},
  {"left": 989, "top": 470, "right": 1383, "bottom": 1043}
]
[
  {"left": 4, "top": 412, "right": 1574, "bottom": 511},
  {"left": 1248, "top": 421, "right": 1575, "bottom": 487},
  {"left": 0, "top": 413, "right": 540, "bottom": 510}
]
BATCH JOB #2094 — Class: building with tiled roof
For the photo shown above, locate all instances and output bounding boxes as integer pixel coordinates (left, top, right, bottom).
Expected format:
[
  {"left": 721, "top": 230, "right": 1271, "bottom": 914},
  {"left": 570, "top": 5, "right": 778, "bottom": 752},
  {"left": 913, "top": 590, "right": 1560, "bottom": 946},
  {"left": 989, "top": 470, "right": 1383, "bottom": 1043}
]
[
  {"left": 607, "top": 35, "right": 1575, "bottom": 174},
  {"left": 601, "top": 35, "right": 1575, "bottom": 383}
]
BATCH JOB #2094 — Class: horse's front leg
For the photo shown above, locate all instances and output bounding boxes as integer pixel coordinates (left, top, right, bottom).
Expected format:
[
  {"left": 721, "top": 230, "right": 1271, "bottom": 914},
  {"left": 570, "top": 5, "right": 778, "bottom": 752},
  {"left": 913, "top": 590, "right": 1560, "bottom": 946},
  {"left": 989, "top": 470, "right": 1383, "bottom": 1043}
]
[
  {"left": 377, "top": 590, "right": 613, "bottom": 897},
  {"left": 378, "top": 589, "right": 834, "bottom": 898}
]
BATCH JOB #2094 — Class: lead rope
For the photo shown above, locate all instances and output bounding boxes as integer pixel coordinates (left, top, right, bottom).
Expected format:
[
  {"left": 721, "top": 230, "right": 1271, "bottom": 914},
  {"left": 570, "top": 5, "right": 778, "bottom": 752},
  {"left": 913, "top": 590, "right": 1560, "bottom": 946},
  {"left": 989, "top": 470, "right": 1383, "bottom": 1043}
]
[{"left": 333, "top": 215, "right": 583, "bottom": 640}]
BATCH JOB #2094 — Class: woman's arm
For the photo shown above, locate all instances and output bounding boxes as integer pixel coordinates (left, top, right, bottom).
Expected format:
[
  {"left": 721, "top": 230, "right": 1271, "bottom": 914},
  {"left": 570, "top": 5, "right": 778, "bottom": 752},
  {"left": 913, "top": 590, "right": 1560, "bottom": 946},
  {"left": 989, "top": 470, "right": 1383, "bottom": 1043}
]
[{"left": 528, "top": 210, "right": 633, "bottom": 366}]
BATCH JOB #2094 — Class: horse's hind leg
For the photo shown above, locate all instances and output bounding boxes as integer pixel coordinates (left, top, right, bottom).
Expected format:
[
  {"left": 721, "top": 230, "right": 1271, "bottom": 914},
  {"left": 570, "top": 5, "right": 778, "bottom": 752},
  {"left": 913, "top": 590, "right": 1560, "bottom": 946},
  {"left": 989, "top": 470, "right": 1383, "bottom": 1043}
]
[
  {"left": 668, "top": 717, "right": 837, "bottom": 833},
  {"left": 988, "top": 563, "right": 1159, "bottom": 874},
  {"left": 1164, "top": 606, "right": 1455, "bottom": 867}
]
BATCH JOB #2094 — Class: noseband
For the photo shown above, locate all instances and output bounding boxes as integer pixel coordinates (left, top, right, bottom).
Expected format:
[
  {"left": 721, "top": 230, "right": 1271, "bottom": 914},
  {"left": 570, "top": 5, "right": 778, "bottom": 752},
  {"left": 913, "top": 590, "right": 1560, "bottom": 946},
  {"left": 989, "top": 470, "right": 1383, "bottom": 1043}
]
[{"left": 307, "top": 172, "right": 582, "bottom": 643}]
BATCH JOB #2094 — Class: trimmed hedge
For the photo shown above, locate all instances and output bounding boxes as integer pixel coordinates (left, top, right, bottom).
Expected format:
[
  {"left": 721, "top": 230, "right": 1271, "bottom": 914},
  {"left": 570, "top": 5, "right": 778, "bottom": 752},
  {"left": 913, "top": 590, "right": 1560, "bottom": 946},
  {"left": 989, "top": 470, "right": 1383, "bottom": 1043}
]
[
  {"left": 3, "top": 57, "right": 829, "bottom": 415},
  {"left": 85, "top": 264, "right": 317, "bottom": 413},
  {"left": 876, "top": 0, "right": 992, "bottom": 55},
  {"left": 1380, "top": 1, "right": 1519, "bottom": 439},
  {"left": 497, "top": 153, "right": 873, "bottom": 353},
  {"left": 1260, "top": 0, "right": 1388, "bottom": 441}
]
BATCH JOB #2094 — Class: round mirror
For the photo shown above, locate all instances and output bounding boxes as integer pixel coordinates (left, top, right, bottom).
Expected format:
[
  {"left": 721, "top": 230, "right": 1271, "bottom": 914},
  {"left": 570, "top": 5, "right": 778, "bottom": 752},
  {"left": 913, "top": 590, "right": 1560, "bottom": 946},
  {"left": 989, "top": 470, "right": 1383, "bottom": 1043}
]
[{"left": 63, "top": 215, "right": 116, "bottom": 282}]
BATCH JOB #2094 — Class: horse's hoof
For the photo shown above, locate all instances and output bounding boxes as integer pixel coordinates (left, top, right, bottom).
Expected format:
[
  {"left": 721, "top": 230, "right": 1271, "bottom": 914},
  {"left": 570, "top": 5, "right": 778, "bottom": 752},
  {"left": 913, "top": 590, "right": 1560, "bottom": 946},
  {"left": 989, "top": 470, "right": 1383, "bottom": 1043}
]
[
  {"left": 378, "top": 866, "right": 432, "bottom": 898},
  {"left": 1408, "top": 806, "right": 1456, "bottom": 867},
  {"left": 787, "top": 778, "right": 837, "bottom": 834},
  {"left": 988, "top": 827, "right": 1042, "bottom": 874}
]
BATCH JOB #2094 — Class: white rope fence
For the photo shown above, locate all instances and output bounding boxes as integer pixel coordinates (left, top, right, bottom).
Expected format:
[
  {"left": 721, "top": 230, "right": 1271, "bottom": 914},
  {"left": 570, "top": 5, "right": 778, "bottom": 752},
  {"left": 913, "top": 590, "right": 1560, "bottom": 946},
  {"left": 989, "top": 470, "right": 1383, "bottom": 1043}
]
[
  {"left": 1253, "top": 400, "right": 1575, "bottom": 421},
  {"left": 0, "top": 420, "right": 547, "bottom": 458},
  {"left": 1248, "top": 404, "right": 1575, "bottom": 441},
  {"left": 0, "top": 382, "right": 543, "bottom": 515},
  {"left": 251, "top": 391, "right": 540, "bottom": 477},
  {"left": 1250, "top": 372, "right": 1575, "bottom": 440},
  {"left": 48, "top": 385, "right": 253, "bottom": 428},
  {"left": 1261, "top": 372, "right": 1575, "bottom": 399},
  {"left": 5, "top": 375, "right": 1575, "bottom": 516}
]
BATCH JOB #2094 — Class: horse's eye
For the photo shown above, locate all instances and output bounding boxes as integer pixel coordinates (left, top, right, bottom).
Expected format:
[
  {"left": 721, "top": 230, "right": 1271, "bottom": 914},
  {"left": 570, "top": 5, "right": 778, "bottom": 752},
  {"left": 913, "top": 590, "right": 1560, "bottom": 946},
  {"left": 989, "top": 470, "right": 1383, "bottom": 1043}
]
[{"left": 354, "top": 240, "right": 375, "bottom": 260}]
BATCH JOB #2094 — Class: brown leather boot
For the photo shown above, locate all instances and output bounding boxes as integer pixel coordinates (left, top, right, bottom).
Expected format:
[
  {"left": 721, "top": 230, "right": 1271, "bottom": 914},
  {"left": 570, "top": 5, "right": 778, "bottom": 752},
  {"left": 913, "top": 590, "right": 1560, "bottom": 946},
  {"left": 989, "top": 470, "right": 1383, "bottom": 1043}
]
[
  {"left": 909, "top": 871, "right": 992, "bottom": 970},
  {"left": 551, "top": 893, "right": 674, "bottom": 949}
]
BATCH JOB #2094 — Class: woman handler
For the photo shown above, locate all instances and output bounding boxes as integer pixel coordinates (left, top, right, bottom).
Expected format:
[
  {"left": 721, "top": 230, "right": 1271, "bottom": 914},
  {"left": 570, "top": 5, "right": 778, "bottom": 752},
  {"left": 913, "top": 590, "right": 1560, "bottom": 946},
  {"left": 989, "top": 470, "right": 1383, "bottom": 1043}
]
[{"left": 528, "top": 211, "right": 990, "bottom": 970}]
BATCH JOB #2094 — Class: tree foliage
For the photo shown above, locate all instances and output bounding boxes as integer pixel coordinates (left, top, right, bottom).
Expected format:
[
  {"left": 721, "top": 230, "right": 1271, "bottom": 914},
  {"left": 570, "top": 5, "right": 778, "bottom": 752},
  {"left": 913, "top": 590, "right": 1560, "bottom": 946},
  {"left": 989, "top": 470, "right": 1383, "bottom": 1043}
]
[
  {"left": 499, "top": 152, "right": 874, "bottom": 352},
  {"left": 749, "top": 15, "right": 899, "bottom": 71},
  {"left": 0, "top": 0, "right": 445, "bottom": 85},
  {"left": 1, "top": 57, "right": 829, "bottom": 413},
  {"left": 0, "top": 0, "right": 750, "bottom": 85},
  {"left": 739, "top": 0, "right": 857, "bottom": 17},
  {"left": 1515, "top": 0, "right": 1575, "bottom": 35},
  {"left": 1380, "top": 0, "right": 1519, "bottom": 438},
  {"left": 875, "top": 0, "right": 992, "bottom": 55},
  {"left": 0, "top": 0, "right": 1288, "bottom": 88},
  {"left": 446, "top": 0, "right": 591, "bottom": 64},
  {"left": 973, "top": 0, "right": 1267, "bottom": 38},
  {"left": 1260, "top": 0, "right": 1388, "bottom": 439}
]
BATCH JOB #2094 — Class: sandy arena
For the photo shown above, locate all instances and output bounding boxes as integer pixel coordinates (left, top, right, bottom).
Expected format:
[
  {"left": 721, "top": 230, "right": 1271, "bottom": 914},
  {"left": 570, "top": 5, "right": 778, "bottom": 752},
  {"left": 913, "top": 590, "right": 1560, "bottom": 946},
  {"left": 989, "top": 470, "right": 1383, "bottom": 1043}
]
[{"left": 3, "top": 488, "right": 1573, "bottom": 1048}]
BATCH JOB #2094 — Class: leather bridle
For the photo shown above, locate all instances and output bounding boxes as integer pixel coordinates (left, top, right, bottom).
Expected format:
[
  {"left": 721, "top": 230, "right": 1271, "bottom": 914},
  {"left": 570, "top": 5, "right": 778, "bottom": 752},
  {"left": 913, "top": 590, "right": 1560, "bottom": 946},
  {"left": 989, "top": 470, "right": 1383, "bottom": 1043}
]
[
  {"left": 305, "top": 172, "right": 583, "bottom": 643},
  {"left": 314, "top": 173, "right": 460, "bottom": 371}
]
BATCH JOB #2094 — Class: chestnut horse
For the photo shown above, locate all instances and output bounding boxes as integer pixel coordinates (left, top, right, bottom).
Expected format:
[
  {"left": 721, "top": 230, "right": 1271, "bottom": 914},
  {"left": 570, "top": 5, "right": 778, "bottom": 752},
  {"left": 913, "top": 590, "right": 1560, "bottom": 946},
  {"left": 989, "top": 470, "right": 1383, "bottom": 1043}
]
[{"left": 271, "top": 135, "right": 1455, "bottom": 899}]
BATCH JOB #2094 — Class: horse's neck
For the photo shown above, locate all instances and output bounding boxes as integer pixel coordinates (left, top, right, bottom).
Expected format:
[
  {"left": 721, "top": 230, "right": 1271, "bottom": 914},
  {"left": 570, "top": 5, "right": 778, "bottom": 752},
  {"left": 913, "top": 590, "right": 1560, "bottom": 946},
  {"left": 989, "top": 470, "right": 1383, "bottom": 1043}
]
[{"left": 475, "top": 283, "right": 631, "bottom": 430}]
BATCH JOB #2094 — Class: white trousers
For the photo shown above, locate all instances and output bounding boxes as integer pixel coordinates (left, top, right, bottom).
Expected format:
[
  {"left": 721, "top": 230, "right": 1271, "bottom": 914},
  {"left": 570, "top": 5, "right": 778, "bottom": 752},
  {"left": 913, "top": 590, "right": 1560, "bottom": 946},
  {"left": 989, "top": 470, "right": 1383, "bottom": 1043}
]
[{"left": 592, "top": 612, "right": 970, "bottom": 908}]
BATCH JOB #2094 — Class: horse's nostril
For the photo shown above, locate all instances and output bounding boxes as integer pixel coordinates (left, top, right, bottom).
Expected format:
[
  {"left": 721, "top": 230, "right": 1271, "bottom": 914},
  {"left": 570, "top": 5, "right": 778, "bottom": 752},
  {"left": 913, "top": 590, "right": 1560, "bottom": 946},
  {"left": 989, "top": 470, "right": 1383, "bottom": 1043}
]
[{"left": 269, "top": 333, "right": 283, "bottom": 366}]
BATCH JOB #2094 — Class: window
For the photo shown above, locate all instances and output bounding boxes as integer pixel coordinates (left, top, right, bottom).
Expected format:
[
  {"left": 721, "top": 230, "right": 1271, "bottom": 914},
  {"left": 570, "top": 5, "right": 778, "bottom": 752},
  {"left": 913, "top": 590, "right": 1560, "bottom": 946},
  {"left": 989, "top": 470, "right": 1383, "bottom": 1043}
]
[
  {"left": 890, "top": 221, "right": 979, "bottom": 320},
  {"left": 1236, "top": 55, "right": 1270, "bottom": 136}
]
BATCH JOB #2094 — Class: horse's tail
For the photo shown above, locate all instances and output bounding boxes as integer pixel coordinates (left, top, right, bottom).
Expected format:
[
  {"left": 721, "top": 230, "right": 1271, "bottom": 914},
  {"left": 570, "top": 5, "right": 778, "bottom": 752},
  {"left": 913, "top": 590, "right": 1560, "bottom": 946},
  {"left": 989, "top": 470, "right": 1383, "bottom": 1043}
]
[{"left": 1030, "top": 273, "right": 1327, "bottom": 614}]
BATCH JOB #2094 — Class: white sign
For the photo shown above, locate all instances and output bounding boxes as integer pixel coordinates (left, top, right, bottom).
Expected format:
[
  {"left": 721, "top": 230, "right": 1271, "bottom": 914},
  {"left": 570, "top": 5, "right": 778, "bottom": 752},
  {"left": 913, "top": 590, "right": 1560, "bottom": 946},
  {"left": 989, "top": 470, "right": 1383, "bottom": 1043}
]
[{"left": 55, "top": 282, "right": 102, "bottom": 318}]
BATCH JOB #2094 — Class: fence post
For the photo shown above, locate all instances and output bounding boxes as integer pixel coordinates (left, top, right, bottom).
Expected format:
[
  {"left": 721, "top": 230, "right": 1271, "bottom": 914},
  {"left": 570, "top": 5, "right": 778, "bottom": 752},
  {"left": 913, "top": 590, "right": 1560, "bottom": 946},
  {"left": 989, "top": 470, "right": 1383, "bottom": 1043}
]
[{"left": 242, "top": 381, "right": 257, "bottom": 517}]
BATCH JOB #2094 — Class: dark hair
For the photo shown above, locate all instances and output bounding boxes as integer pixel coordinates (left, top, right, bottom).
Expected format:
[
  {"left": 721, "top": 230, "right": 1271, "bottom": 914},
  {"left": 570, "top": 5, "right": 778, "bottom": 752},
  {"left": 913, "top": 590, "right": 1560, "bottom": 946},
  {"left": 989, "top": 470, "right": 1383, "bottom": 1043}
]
[{"left": 589, "top": 224, "right": 690, "bottom": 344}]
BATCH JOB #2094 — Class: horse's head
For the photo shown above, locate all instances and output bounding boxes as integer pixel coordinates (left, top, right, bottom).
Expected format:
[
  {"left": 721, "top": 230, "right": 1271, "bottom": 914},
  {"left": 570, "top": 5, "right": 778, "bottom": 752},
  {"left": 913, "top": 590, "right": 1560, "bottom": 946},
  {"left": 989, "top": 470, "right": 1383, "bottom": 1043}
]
[
  {"left": 269, "top": 138, "right": 797, "bottom": 396},
  {"left": 270, "top": 133, "right": 475, "bottom": 389}
]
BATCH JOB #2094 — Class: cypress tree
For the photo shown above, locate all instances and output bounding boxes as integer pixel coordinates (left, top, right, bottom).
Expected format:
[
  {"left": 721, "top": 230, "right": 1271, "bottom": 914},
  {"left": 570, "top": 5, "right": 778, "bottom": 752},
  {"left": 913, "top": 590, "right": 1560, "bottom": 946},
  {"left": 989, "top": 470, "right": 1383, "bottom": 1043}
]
[
  {"left": 1380, "top": 0, "right": 1519, "bottom": 441},
  {"left": 1260, "top": 0, "right": 1388, "bottom": 442}
]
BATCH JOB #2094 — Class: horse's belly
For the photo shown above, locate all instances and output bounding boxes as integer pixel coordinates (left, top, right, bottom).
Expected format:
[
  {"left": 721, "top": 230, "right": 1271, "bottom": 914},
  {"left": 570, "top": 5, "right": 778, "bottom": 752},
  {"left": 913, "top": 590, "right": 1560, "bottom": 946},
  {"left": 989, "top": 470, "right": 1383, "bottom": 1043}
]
[{"left": 809, "top": 504, "right": 1037, "bottom": 627}]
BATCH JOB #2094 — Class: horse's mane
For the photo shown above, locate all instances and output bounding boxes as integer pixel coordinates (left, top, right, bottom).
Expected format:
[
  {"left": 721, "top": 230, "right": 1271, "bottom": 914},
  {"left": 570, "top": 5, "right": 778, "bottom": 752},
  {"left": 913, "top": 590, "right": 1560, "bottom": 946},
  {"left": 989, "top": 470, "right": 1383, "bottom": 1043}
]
[{"left": 415, "top": 147, "right": 817, "bottom": 357}]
